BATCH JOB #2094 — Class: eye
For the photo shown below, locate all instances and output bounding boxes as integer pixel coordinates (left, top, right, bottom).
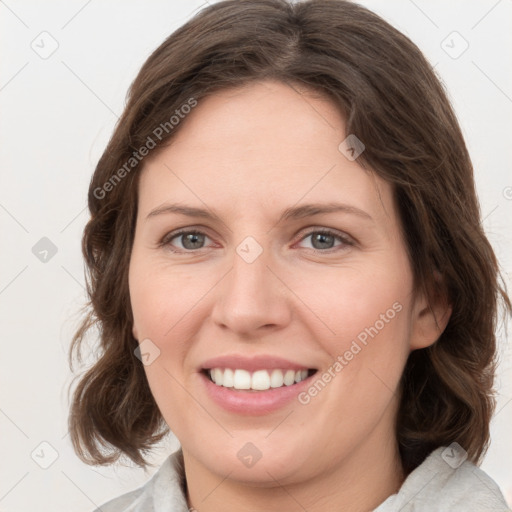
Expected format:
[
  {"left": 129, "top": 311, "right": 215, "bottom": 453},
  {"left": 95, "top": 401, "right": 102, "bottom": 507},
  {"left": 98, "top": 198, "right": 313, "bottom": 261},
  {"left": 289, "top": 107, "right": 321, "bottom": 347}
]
[
  {"left": 160, "top": 229, "right": 213, "bottom": 252},
  {"left": 159, "top": 227, "right": 354, "bottom": 254},
  {"left": 296, "top": 229, "right": 353, "bottom": 252}
]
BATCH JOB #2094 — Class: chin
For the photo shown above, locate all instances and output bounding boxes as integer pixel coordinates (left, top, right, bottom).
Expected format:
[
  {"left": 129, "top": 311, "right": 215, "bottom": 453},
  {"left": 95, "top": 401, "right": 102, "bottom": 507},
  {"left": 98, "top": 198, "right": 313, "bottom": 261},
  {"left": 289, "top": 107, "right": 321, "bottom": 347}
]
[{"left": 199, "top": 437, "right": 316, "bottom": 485}]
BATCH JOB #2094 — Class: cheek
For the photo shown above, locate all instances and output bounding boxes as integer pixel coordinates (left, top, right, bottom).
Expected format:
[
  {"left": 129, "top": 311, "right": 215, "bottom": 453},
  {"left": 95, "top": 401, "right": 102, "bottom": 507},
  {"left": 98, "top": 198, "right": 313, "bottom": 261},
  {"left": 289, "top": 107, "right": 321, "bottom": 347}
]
[
  {"left": 287, "top": 260, "right": 413, "bottom": 413},
  {"left": 129, "top": 255, "right": 209, "bottom": 341},
  {"left": 287, "top": 262, "right": 411, "bottom": 353},
  {"left": 129, "top": 257, "right": 215, "bottom": 423},
  {"left": 129, "top": 257, "right": 203, "bottom": 435}
]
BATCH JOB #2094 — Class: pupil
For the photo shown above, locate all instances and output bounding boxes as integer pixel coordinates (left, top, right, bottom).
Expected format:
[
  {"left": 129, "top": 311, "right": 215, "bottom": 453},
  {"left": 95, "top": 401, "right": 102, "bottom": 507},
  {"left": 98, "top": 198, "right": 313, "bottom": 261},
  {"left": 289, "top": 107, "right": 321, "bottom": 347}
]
[
  {"left": 313, "top": 233, "right": 334, "bottom": 249},
  {"left": 183, "top": 233, "right": 204, "bottom": 250}
]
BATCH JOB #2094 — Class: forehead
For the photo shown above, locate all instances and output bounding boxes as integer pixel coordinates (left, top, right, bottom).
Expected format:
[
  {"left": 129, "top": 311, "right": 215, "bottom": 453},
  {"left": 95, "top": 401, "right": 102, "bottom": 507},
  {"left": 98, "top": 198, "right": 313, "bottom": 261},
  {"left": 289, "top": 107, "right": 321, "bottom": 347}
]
[
  {"left": 162, "top": 79, "right": 345, "bottom": 163},
  {"left": 138, "top": 79, "right": 396, "bottom": 228}
]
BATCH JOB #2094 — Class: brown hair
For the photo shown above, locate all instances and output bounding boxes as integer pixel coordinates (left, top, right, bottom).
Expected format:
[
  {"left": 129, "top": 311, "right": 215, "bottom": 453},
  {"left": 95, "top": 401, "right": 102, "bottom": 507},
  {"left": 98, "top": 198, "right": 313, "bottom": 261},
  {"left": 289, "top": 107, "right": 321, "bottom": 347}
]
[{"left": 68, "top": 0, "right": 511, "bottom": 474}]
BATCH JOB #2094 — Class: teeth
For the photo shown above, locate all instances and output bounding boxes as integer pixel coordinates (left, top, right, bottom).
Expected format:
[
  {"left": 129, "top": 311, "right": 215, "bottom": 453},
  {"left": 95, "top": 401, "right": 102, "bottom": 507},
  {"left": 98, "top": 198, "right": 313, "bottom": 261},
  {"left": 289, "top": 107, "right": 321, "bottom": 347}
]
[
  {"left": 223, "top": 368, "right": 234, "bottom": 387},
  {"left": 233, "top": 369, "right": 251, "bottom": 389},
  {"left": 270, "top": 369, "right": 284, "bottom": 388},
  {"left": 283, "top": 369, "right": 296, "bottom": 386},
  {"left": 295, "top": 369, "right": 308, "bottom": 383},
  {"left": 208, "top": 368, "right": 311, "bottom": 391}
]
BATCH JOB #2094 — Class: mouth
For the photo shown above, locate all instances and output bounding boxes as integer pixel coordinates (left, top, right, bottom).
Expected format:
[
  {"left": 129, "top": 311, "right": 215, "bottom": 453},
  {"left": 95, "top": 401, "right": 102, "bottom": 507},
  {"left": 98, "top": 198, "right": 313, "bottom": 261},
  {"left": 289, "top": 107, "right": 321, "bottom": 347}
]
[
  {"left": 197, "top": 354, "right": 320, "bottom": 413},
  {"left": 201, "top": 367, "right": 318, "bottom": 392}
]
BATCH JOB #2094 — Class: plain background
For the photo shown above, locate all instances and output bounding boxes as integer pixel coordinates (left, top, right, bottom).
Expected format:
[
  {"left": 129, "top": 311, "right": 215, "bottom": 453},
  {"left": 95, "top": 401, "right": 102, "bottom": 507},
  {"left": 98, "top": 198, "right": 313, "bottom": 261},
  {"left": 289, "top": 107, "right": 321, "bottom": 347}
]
[{"left": 1, "top": 0, "right": 511, "bottom": 510}]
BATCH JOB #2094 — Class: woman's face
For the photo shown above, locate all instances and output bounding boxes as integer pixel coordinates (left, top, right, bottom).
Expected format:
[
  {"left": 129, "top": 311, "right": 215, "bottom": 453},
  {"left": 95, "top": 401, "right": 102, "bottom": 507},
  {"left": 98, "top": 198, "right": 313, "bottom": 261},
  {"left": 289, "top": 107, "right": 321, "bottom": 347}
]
[{"left": 129, "top": 79, "right": 440, "bottom": 486}]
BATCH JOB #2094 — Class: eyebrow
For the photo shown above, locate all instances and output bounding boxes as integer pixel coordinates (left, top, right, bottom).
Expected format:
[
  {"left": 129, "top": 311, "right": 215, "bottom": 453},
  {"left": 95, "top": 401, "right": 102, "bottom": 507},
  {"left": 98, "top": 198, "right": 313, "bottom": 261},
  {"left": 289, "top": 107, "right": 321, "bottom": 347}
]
[{"left": 146, "top": 202, "right": 373, "bottom": 224}]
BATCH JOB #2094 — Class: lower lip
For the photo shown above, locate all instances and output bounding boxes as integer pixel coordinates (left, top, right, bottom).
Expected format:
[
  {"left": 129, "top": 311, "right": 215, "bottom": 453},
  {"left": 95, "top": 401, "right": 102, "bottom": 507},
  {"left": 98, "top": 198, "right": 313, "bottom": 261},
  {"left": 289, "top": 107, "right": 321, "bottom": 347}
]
[{"left": 199, "top": 371, "right": 315, "bottom": 415}]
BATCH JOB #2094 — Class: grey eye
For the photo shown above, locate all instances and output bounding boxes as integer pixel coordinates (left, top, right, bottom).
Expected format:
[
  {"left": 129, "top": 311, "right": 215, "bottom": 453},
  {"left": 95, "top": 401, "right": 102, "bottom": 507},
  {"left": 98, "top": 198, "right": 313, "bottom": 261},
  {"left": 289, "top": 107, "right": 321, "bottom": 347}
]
[
  {"left": 298, "top": 230, "right": 347, "bottom": 251},
  {"left": 179, "top": 232, "right": 206, "bottom": 250},
  {"left": 168, "top": 231, "right": 209, "bottom": 250},
  {"left": 309, "top": 232, "right": 337, "bottom": 250}
]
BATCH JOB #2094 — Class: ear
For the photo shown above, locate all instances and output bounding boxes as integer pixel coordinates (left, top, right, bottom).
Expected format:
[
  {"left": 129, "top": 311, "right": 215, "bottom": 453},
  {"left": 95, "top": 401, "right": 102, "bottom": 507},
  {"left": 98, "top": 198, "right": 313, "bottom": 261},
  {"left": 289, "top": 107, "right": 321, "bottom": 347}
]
[
  {"left": 409, "top": 277, "right": 452, "bottom": 351},
  {"left": 132, "top": 324, "right": 139, "bottom": 341}
]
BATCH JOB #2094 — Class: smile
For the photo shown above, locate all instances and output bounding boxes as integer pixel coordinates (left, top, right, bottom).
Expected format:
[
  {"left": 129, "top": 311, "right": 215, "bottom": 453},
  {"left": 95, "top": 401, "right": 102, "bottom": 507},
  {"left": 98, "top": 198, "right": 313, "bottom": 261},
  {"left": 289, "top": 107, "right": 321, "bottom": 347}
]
[
  {"left": 198, "top": 354, "right": 319, "bottom": 414},
  {"left": 204, "top": 368, "right": 317, "bottom": 391}
]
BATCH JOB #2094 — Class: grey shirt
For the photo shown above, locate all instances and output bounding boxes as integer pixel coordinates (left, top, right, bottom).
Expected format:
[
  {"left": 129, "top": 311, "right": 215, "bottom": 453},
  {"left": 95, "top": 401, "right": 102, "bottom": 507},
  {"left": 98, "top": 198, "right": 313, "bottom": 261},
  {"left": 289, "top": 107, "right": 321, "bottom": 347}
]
[{"left": 95, "top": 446, "right": 510, "bottom": 511}]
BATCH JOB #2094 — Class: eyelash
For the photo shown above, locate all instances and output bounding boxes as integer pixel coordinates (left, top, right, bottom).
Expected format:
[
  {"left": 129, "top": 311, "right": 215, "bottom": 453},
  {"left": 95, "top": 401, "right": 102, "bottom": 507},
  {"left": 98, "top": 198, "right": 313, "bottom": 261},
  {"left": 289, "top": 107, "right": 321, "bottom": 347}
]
[{"left": 158, "top": 227, "right": 355, "bottom": 254}]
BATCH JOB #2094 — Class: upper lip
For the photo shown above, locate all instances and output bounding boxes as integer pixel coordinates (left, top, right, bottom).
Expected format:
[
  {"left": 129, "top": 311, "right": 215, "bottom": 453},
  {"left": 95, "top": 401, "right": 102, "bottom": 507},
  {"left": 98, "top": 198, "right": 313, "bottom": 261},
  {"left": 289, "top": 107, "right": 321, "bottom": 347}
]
[{"left": 199, "top": 354, "right": 316, "bottom": 372}]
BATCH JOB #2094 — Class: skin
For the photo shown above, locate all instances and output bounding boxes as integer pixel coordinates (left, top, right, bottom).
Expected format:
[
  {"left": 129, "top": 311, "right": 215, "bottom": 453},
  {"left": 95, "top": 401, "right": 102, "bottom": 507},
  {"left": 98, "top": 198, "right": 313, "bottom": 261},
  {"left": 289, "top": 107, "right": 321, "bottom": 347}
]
[{"left": 129, "top": 79, "right": 451, "bottom": 512}]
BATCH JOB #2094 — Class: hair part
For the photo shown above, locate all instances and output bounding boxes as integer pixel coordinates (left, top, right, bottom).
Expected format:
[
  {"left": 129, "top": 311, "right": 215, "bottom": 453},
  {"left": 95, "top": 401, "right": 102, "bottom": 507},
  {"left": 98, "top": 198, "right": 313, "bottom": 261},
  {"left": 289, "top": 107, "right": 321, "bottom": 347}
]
[{"left": 68, "top": 0, "right": 510, "bottom": 474}]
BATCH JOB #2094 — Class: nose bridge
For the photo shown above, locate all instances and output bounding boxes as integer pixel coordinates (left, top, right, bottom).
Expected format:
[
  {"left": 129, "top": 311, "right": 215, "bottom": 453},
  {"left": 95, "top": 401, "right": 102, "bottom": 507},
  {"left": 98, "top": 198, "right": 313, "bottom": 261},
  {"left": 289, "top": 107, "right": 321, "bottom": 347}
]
[{"left": 210, "top": 235, "right": 291, "bottom": 334}]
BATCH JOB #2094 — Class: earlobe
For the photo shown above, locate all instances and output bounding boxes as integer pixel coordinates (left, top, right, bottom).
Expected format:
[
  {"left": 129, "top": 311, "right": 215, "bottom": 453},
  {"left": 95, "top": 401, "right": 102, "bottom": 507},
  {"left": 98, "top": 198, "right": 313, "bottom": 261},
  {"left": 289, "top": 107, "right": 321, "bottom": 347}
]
[
  {"left": 409, "top": 286, "right": 452, "bottom": 351},
  {"left": 132, "top": 324, "right": 139, "bottom": 341}
]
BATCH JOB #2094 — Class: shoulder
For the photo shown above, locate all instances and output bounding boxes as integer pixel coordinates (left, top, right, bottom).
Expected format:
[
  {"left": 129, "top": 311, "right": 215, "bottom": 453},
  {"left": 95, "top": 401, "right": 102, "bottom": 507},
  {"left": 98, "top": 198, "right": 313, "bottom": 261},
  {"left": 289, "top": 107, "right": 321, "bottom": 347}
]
[
  {"left": 91, "top": 449, "right": 189, "bottom": 512},
  {"left": 375, "top": 445, "right": 511, "bottom": 511},
  {"left": 93, "top": 487, "right": 145, "bottom": 512}
]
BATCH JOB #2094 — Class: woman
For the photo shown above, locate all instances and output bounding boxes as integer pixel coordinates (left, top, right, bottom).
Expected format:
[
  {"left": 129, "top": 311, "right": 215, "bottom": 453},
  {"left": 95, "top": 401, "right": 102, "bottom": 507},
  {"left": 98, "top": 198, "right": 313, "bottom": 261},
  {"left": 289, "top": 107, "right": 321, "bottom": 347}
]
[{"left": 68, "top": 0, "right": 511, "bottom": 510}]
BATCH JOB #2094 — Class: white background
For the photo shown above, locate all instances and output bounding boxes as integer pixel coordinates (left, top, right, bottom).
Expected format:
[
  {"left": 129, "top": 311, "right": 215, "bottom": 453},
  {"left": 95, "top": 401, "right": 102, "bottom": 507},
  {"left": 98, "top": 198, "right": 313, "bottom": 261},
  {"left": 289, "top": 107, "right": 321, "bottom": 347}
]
[{"left": 0, "top": 1, "right": 511, "bottom": 510}]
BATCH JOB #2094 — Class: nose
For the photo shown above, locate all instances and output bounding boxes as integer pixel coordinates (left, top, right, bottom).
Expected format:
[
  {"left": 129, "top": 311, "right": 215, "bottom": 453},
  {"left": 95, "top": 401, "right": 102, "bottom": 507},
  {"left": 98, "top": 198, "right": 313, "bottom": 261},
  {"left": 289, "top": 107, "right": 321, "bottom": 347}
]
[{"left": 210, "top": 244, "right": 292, "bottom": 337}]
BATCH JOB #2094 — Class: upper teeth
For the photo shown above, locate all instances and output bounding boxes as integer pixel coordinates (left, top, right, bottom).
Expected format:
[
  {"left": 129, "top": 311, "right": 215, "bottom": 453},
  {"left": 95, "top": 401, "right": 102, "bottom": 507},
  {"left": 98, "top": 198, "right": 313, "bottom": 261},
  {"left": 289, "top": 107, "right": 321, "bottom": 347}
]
[{"left": 209, "top": 368, "right": 309, "bottom": 390}]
